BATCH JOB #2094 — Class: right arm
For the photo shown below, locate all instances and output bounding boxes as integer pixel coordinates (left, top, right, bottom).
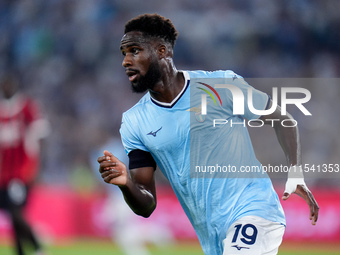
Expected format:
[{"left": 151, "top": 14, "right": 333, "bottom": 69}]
[{"left": 98, "top": 150, "right": 156, "bottom": 218}]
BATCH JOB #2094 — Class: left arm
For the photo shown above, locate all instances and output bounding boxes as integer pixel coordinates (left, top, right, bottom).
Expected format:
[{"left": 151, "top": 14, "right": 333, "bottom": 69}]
[{"left": 261, "top": 100, "right": 319, "bottom": 225}]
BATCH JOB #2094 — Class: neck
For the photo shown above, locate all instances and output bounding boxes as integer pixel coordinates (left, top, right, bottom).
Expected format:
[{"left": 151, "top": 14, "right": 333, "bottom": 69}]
[{"left": 149, "top": 62, "right": 185, "bottom": 103}]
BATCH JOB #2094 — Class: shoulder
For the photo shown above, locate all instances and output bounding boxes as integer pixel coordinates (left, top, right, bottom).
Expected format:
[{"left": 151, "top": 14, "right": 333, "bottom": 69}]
[
  {"left": 23, "top": 96, "right": 39, "bottom": 109},
  {"left": 0, "top": 94, "right": 38, "bottom": 118},
  {"left": 185, "top": 70, "right": 242, "bottom": 79},
  {"left": 122, "top": 93, "right": 151, "bottom": 123},
  {"left": 22, "top": 96, "right": 42, "bottom": 118}
]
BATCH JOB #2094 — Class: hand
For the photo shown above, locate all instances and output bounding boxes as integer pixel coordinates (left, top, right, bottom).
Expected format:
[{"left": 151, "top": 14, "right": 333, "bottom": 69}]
[
  {"left": 97, "top": 150, "right": 129, "bottom": 186},
  {"left": 282, "top": 179, "right": 319, "bottom": 225}
]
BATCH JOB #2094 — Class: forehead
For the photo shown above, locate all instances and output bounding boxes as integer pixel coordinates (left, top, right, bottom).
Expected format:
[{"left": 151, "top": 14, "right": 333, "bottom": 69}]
[{"left": 120, "top": 31, "right": 150, "bottom": 48}]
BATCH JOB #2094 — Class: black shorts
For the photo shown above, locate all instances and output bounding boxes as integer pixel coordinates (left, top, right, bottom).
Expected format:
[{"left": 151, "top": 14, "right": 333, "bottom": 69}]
[{"left": 0, "top": 180, "right": 29, "bottom": 209}]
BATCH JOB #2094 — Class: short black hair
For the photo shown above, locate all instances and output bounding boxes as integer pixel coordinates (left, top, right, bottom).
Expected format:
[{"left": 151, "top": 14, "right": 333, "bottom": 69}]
[{"left": 124, "top": 13, "right": 179, "bottom": 48}]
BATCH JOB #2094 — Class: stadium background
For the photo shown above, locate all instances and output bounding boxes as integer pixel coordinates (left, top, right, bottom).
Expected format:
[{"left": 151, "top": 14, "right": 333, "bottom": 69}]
[{"left": 0, "top": 0, "right": 339, "bottom": 254}]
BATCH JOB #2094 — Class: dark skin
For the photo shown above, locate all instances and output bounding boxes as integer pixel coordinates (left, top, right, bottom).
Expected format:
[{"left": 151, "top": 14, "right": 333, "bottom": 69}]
[
  {"left": 260, "top": 104, "right": 319, "bottom": 225},
  {"left": 1, "top": 77, "right": 18, "bottom": 99},
  {"left": 98, "top": 31, "right": 319, "bottom": 223}
]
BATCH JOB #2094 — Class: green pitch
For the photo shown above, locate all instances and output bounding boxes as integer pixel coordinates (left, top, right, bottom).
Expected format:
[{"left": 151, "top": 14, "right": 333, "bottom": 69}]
[{"left": 0, "top": 240, "right": 339, "bottom": 255}]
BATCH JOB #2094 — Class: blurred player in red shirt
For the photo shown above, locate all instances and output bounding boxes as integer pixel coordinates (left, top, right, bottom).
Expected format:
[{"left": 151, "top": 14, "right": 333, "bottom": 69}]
[{"left": 0, "top": 74, "right": 49, "bottom": 255}]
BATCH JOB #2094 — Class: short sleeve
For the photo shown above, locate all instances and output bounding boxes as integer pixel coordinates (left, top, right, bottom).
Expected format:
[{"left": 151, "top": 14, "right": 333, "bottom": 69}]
[{"left": 119, "top": 112, "right": 149, "bottom": 155}]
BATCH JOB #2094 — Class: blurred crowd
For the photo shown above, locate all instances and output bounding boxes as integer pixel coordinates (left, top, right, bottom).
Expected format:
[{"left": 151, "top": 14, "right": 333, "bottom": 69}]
[{"left": 0, "top": 0, "right": 339, "bottom": 186}]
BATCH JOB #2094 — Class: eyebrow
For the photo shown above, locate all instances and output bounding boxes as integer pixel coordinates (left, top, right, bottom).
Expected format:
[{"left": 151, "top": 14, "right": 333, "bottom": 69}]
[{"left": 120, "top": 42, "right": 141, "bottom": 51}]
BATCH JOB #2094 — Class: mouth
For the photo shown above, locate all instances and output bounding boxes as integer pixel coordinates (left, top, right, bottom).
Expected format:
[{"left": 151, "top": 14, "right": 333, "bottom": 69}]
[{"left": 126, "top": 69, "right": 139, "bottom": 82}]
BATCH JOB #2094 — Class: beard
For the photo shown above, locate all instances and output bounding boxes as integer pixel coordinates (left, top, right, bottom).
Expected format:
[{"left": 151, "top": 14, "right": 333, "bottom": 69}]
[{"left": 131, "top": 61, "right": 162, "bottom": 93}]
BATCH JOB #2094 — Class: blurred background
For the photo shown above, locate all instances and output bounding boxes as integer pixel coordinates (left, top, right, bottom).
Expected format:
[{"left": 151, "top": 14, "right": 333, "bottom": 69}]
[{"left": 0, "top": 0, "right": 339, "bottom": 254}]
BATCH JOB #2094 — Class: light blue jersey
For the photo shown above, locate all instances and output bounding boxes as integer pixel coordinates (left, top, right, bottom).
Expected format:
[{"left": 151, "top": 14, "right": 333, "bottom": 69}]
[{"left": 120, "top": 70, "right": 285, "bottom": 255}]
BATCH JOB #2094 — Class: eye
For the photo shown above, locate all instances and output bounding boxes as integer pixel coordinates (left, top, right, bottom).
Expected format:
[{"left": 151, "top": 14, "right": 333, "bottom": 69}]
[{"left": 131, "top": 47, "right": 140, "bottom": 55}]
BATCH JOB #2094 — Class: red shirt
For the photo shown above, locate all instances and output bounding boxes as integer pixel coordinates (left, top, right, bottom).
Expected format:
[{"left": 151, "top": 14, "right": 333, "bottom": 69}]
[{"left": 0, "top": 94, "right": 43, "bottom": 188}]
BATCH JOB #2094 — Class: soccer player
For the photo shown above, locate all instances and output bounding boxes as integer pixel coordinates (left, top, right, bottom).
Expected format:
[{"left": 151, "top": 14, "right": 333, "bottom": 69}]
[
  {"left": 0, "top": 75, "right": 49, "bottom": 255},
  {"left": 97, "top": 14, "right": 319, "bottom": 255}
]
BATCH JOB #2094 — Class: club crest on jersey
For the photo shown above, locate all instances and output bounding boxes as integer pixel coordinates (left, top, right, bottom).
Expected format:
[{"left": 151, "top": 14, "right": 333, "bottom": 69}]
[
  {"left": 186, "top": 106, "right": 206, "bottom": 123},
  {"left": 195, "top": 112, "right": 205, "bottom": 123}
]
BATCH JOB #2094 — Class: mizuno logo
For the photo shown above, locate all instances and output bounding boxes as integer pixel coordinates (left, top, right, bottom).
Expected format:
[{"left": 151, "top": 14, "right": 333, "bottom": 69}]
[
  {"left": 232, "top": 245, "right": 249, "bottom": 251},
  {"left": 147, "top": 127, "right": 162, "bottom": 137}
]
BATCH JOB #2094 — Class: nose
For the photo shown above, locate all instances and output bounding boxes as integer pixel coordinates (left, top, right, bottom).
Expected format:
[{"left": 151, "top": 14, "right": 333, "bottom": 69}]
[{"left": 122, "top": 54, "right": 132, "bottom": 68}]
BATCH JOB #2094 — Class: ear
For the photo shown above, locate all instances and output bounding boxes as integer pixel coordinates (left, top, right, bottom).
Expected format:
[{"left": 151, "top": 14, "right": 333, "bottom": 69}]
[{"left": 157, "top": 45, "right": 166, "bottom": 58}]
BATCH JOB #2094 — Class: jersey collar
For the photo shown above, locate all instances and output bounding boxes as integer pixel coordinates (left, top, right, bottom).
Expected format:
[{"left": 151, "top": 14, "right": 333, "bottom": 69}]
[{"left": 150, "top": 71, "right": 190, "bottom": 108}]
